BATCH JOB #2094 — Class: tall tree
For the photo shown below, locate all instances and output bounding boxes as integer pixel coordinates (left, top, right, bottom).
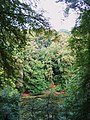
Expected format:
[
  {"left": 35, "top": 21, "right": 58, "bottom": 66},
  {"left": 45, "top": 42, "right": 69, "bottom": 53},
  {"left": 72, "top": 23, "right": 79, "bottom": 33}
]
[
  {"left": 0, "top": 0, "right": 48, "bottom": 79},
  {"left": 58, "top": 0, "right": 90, "bottom": 120},
  {"left": 0, "top": 0, "right": 49, "bottom": 88}
]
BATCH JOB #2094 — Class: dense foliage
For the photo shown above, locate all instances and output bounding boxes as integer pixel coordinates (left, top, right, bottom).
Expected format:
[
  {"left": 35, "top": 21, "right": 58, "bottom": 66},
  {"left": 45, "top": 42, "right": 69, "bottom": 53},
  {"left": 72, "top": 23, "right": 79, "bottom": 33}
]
[
  {"left": 0, "top": 0, "right": 49, "bottom": 90},
  {"left": 67, "top": 10, "right": 90, "bottom": 120},
  {"left": 58, "top": 0, "right": 90, "bottom": 120},
  {"left": 0, "top": 0, "right": 90, "bottom": 120},
  {"left": 16, "top": 30, "right": 71, "bottom": 94},
  {"left": 0, "top": 87, "right": 20, "bottom": 120},
  {"left": 0, "top": 0, "right": 49, "bottom": 89}
]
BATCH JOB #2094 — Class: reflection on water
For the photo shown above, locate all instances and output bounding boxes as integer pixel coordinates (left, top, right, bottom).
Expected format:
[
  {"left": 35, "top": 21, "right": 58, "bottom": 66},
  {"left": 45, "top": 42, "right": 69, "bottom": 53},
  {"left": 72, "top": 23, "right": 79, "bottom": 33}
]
[{"left": 21, "top": 94, "right": 68, "bottom": 120}]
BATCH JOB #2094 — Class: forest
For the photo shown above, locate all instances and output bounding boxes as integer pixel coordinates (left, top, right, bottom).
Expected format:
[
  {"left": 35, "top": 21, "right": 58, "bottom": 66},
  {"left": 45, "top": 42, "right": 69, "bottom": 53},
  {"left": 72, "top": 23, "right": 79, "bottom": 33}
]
[{"left": 0, "top": 0, "right": 90, "bottom": 120}]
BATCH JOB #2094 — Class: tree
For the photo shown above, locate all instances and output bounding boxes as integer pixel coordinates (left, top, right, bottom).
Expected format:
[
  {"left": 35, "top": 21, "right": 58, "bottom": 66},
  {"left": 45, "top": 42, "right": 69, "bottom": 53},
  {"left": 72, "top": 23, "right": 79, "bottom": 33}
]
[
  {"left": 69, "top": 10, "right": 90, "bottom": 120},
  {"left": 13, "top": 28, "right": 71, "bottom": 94},
  {"left": 57, "top": 0, "right": 90, "bottom": 10},
  {"left": 57, "top": 0, "right": 90, "bottom": 24},
  {"left": 58, "top": 0, "right": 90, "bottom": 120},
  {"left": 0, "top": 0, "right": 49, "bottom": 89}
]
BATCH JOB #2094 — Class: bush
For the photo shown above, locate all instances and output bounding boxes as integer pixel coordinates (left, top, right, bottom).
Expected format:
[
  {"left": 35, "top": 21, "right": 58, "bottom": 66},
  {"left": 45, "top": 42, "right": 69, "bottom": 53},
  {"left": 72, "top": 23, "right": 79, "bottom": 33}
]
[{"left": 0, "top": 86, "right": 20, "bottom": 120}]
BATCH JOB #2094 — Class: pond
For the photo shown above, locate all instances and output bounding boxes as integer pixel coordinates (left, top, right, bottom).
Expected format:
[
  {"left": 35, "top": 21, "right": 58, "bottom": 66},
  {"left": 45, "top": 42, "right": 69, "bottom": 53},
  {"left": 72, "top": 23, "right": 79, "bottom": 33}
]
[{"left": 21, "top": 93, "right": 68, "bottom": 120}]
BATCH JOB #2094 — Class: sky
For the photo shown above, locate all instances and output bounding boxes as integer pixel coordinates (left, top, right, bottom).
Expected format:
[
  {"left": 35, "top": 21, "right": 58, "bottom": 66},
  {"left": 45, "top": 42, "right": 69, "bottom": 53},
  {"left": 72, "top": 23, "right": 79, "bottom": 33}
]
[{"left": 37, "top": 0, "right": 78, "bottom": 31}]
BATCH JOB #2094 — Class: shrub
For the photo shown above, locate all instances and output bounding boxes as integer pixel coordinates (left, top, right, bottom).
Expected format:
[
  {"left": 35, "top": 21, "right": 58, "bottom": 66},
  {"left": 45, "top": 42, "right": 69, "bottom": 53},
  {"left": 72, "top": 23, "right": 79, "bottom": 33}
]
[{"left": 0, "top": 86, "right": 20, "bottom": 120}]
